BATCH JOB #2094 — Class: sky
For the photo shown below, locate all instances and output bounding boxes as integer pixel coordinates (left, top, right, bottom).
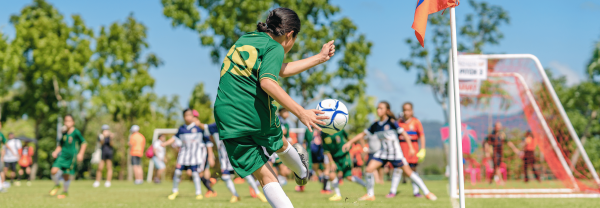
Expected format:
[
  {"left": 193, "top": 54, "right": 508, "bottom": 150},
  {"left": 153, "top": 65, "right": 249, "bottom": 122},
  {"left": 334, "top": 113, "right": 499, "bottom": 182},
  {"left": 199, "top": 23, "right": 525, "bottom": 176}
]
[{"left": 1, "top": 0, "right": 600, "bottom": 124}]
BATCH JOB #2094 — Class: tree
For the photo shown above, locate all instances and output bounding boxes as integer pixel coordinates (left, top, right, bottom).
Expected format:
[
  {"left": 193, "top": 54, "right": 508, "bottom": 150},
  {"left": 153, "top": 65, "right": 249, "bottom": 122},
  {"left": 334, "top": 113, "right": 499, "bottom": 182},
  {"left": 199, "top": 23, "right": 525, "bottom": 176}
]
[
  {"left": 3, "top": 0, "right": 94, "bottom": 177},
  {"left": 188, "top": 83, "right": 213, "bottom": 124},
  {"left": 400, "top": 0, "right": 510, "bottom": 122},
  {"left": 161, "top": 0, "right": 372, "bottom": 122}
]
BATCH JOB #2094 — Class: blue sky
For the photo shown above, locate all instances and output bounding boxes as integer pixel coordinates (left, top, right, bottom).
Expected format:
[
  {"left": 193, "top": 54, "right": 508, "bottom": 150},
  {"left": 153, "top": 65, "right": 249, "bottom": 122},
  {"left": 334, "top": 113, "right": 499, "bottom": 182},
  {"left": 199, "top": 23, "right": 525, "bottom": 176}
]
[{"left": 1, "top": 0, "right": 600, "bottom": 124}]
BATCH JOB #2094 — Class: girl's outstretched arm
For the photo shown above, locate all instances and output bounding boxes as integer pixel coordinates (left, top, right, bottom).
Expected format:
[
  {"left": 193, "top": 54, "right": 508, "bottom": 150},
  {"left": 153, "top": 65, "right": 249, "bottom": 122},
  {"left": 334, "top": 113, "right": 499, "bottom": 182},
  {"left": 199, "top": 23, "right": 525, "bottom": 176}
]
[{"left": 279, "top": 40, "right": 335, "bottom": 78}]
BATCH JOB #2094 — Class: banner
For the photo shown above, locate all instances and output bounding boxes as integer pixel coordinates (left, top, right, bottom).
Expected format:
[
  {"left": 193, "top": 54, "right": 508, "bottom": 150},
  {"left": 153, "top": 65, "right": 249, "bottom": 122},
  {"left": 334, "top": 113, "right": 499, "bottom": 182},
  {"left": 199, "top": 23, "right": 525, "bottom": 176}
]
[
  {"left": 459, "top": 80, "right": 480, "bottom": 95},
  {"left": 458, "top": 55, "right": 487, "bottom": 80}
]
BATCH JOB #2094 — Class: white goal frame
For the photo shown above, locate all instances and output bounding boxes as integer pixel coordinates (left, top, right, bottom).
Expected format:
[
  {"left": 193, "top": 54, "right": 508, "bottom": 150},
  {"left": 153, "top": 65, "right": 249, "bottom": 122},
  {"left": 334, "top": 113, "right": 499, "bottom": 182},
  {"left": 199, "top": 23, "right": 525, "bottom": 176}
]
[
  {"left": 449, "top": 54, "right": 600, "bottom": 198},
  {"left": 146, "top": 128, "right": 178, "bottom": 182}
]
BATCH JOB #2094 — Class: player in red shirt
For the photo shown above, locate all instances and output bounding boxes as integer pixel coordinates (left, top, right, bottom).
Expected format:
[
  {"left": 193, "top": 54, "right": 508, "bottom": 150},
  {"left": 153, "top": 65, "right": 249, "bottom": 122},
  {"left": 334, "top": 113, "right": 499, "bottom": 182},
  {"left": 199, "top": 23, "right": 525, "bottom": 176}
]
[
  {"left": 520, "top": 131, "right": 540, "bottom": 183},
  {"left": 389, "top": 102, "right": 426, "bottom": 198}
]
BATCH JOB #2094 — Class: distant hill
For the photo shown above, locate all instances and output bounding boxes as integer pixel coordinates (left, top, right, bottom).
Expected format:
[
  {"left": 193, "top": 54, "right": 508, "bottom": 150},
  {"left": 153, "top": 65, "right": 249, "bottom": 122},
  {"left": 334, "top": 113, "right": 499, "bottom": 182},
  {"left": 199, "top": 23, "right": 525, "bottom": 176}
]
[{"left": 422, "top": 120, "right": 444, "bottom": 148}]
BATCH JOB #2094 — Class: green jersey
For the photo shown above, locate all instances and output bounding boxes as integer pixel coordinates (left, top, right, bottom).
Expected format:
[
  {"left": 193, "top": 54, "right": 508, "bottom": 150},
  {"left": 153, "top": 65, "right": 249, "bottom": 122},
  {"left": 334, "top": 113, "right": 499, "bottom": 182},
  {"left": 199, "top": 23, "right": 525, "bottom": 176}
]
[
  {"left": 59, "top": 129, "right": 86, "bottom": 158},
  {"left": 214, "top": 31, "right": 285, "bottom": 140},
  {"left": 0, "top": 132, "right": 6, "bottom": 144},
  {"left": 322, "top": 130, "right": 349, "bottom": 158}
]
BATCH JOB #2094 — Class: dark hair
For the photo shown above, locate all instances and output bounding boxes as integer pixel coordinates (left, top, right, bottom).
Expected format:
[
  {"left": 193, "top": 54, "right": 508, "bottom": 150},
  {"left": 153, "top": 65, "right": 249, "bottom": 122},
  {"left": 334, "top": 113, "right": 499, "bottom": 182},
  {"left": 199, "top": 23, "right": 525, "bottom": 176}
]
[
  {"left": 257, "top": 8, "right": 301, "bottom": 37},
  {"left": 182, "top": 108, "right": 192, "bottom": 117},
  {"left": 64, "top": 114, "right": 73, "bottom": 120},
  {"left": 379, "top": 101, "right": 395, "bottom": 120},
  {"left": 279, "top": 108, "right": 288, "bottom": 113},
  {"left": 403, "top": 102, "right": 413, "bottom": 110},
  {"left": 8, "top": 132, "right": 13, "bottom": 136}
]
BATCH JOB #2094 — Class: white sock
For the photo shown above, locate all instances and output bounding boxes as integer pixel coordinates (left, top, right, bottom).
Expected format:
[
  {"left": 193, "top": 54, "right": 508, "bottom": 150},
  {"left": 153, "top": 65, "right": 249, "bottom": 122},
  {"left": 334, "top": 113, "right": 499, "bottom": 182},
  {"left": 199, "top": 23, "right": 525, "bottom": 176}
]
[
  {"left": 366, "top": 172, "right": 375, "bottom": 196},
  {"left": 263, "top": 182, "right": 294, "bottom": 208},
  {"left": 332, "top": 177, "right": 341, "bottom": 196},
  {"left": 390, "top": 168, "right": 403, "bottom": 194},
  {"left": 192, "top": 171, "right": 202, "bottom": 195},
  {"left": 172, "top": 169, "right": 182, "bottom": 193},
  {"left": 409, "top": 172, "right": 430, "bottom": 195},
  {"left": 351, "top": 176, "right": 367, "bottom": 187},
  {"left": 245, "top": 175, "right": 261, "bottom": 194},
  {"left": 411, "top": 172, "right": 420, "bottom": 195},
  {"left": 222, "top": 175, "right": 238, "bottom": 197},
  {"left": 326, "top": 180, "right": 331, "bottom": 191},
  {"left": 277, "top": 142, "right": 307, "bottom": 178},
  {"left": 63, "top": 178, "right": 71, "bottom": 192},
  {"left": 52, "top": 171, "right": 63, "bottom": 186}
]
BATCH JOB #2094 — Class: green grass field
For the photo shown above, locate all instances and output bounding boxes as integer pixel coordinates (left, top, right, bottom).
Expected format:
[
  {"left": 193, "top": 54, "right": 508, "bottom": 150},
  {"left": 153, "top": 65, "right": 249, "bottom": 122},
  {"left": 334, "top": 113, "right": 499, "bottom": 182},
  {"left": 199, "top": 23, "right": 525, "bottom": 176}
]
[{"left": 0, "top": 180, "right": 598, "bottom": 208}]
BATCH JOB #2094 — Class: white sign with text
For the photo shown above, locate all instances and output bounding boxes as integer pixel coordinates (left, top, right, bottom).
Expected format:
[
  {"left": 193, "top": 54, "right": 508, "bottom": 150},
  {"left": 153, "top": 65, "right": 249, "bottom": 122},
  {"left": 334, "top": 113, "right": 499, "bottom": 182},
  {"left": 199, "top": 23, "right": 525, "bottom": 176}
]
[
  {"left": 459, "top": 79, "right": 481, "bottom": 96},
  {"left": 458, "top": 56, "right": 487, "bottom": 80}
]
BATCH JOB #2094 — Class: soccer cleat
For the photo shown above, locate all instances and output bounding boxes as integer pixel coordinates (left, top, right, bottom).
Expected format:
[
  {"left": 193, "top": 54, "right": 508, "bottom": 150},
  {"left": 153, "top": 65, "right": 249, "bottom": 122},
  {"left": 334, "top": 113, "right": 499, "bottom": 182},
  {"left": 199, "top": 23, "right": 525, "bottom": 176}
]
[
  {"left": 49, "top": 185, "right": 61, "bottom": 196},
  {"left": 257, "top": 192, "right": 268, "bottom": 202},
  {"left": 294, "top": 185, "right": 305, "bottom": 192},
  {"left": 26, "top": 182, "right": 32, "bottom": 187},
  {"left": 205, "top": 190, "right": 217, "bottom": 198},
  {"left": 414, "top": 193, "right": 423, "bottom": 198},
  {"left": 196, "top": 194, "right": 204, "bottom": 200},
  {"left": 93, "top": 181, "right": 100, "bottom": 188},
  {"left": 358, "top": 194, "right": 376, "bottom": 201},
  {"left": 292, "top": 143, "right": 309, "bottom": 186},
  {"left": 425, "top": 193, "right": 437, "bottom": 201},
  {"left": 249, "top": 187, "right": 257, "bottom": 198},
  {"left": 104, "top": 181, "right": 111, "bottom": 188},
  {"left": 321, "top": 190, "right": 332, "bottom": 194},
  {"left": 230, "top": 196, "right": 240, "bottom": 203},
  {"left": 15, "top": 181, "right": 21, "bottom": 187},
  {"left": 329, "top": 194, "right": 342, "bottom": 201},
  {"left": 386, "top": 193, "right": 397, "bottom": 198},
  {"left": 210, "top": 178, "right": 217, "bottom": 185},
  {"left": 57, "top": 192, "right": 68, "bottom": 199},
  {"left": 168, "top": 192, "right": 179, "bottom": 200}
]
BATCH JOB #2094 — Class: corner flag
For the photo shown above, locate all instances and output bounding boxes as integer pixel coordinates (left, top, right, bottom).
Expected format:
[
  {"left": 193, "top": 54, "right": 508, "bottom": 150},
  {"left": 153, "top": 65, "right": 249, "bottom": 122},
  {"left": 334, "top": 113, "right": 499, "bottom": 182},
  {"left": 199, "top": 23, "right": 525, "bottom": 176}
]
[{"left": 412, "top": 0, "right": 460, "bottom": 47}]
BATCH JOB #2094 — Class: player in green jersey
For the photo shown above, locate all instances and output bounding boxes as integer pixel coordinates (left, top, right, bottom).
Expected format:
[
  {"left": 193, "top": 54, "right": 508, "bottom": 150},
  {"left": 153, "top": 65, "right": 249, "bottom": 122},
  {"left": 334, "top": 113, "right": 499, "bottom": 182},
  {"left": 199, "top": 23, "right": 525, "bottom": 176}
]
[
  {"left": 49, "top": 115, "right": 87, "bottom": 199},
  {"left": 322, "top": 130, "right": 367, "bottom": 201},
  {"left": 214, "top": 8, "right": 335, "bottom": 208},
  {"left": 0, "top": 121, "right": 7, "bottom": 193}
]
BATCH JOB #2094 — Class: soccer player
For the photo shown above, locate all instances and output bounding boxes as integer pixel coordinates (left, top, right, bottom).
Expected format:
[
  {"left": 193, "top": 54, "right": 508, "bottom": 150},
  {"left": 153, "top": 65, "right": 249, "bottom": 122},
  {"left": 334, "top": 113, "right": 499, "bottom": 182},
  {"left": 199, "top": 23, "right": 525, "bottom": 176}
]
[
  {"left": 49, "top": 115, "right": 87, "bottom": 199},
  {"left": 323, "top": 130, "right": 367, "bottom": 201},
  {"left": 309, "top": 130, "right": 330, "bottom": 193},
  {"left": 213, "top": 7, "right": 335, "bottom": 207},
  {"left": 0, "top": 121, "right": 6, "bottom": 192},
  {"left": 520, "top": 131, "right": 540, "bottom": 182},
  {"left": 152, "top": 134, "right": 167, "bottom": 183},
  {"left": 3, "top": 133, "right": 21, "bottom": 186},
  {"left": 205, "top": 122, "right": 267, "bottom": 203},
  {"left": 162, "top": 109, "right": 212, "bottom": 200},
  {"left": 389, "top": 102, "right": 427, "bottom": 198},
  {"left": 191, "top": 112, "right": 217, "bottom": 198},
  {"left": 484, "top": 122, "right": 519, "bottom": 185},
  {"left": 18, "top": 140, "right": 34, "bottom": 186},
  {"left": 94, "top": 124, "right": 114, "bottom": 188},
  {"left": 129, "top": 125, "right": 145, "bottom": 185},
  {"left": 343, "top": 101, "right": 437, "bottom": 201}
]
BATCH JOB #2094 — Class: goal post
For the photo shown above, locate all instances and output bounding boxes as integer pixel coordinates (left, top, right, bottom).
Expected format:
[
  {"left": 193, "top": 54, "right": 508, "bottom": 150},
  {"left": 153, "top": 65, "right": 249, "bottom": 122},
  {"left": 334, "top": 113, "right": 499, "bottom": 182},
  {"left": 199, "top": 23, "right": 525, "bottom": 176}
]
[
  {"left": 450, "top": 54, "right": 600, "bottom": 198},
  {"left": 146, "top": 128, "right": 178, "bottom": 182}
]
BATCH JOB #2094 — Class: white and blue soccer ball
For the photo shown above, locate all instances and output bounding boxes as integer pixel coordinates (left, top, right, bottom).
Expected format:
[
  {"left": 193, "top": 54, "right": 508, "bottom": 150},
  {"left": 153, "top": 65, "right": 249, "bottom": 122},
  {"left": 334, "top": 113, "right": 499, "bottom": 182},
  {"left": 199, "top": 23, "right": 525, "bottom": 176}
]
[{"left": 316, "top": 99, "right": 349, "bottom": 135}]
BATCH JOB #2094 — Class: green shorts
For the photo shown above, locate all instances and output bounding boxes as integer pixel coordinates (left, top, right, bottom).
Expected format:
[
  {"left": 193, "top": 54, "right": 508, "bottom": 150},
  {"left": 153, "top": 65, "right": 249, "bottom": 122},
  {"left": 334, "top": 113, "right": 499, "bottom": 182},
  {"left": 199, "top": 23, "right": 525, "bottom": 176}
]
[
  {"left": 52, "top": 155, "right": 77, "bottom": 175},
  {"left": 222, "top": 127, "right": 283, "bottom": 178},
  {"left": 333, "top": 154, "right": 353, "bottom": 178}
]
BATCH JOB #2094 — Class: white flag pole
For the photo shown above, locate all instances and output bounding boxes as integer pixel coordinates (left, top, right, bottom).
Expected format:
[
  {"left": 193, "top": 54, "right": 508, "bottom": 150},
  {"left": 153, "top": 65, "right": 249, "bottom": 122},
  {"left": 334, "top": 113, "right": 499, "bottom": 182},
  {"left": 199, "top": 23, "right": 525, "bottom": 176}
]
[
  {"left": 450, "top": 6, "right": 466, "bottom": 208},
  {"left": 448, "top": 49, "right": 458, "bottom": 199}
]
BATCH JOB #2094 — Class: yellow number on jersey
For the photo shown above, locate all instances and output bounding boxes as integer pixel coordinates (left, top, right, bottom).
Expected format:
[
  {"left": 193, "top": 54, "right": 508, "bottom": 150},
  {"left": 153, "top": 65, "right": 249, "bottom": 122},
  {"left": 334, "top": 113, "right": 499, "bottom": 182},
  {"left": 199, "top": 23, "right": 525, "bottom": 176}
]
[{"left": 220, "top": 45, "right": 258, "bottom": 77}]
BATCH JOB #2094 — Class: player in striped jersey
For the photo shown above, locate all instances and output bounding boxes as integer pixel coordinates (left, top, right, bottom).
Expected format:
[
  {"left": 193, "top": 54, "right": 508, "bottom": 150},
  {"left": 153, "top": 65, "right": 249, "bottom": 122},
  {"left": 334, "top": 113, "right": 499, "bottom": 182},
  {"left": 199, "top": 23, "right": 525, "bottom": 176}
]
[
  {"left": 161, "top": 109, "right": 212, "bottom": 200},
  {"left": 343, "top": 101, "right": 436, "bottom": 201},
  {"left": 204, "top": 123, "right": 268, "bottom": 203}
]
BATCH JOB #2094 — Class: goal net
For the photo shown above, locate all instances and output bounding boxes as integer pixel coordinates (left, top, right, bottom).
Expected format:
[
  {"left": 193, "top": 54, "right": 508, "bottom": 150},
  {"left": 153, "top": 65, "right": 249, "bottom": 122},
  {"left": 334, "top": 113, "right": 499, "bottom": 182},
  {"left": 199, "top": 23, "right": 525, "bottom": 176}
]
[{"left": 452, "top": 54, "right": 600, "bottom": 198}]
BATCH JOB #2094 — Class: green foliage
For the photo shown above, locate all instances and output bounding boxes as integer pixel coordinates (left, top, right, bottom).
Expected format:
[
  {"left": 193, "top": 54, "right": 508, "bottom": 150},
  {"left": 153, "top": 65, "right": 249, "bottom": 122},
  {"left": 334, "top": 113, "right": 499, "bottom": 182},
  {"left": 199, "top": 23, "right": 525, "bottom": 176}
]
[
  {"left": 160, "top": 0, "right": 372, "bottom": 115},
  {"left": 346, "top": 94, "right": 375, "bottom": 135},
  {"left": 188, "top": 82, "right": 213, "bottom": 124},
  {"left": 459, "top": 0, "right": 510, "bottom": 54}
]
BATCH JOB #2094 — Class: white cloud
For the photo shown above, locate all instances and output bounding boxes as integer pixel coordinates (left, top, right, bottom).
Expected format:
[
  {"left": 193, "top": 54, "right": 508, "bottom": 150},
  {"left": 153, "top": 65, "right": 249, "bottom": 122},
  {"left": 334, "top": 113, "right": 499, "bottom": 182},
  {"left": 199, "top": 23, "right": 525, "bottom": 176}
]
[
  {"left": 372, "top": 68, "right": 400, "bottom": 92},
  {"left": 548, "top": 61, "right": 583, "bottom": 86}
]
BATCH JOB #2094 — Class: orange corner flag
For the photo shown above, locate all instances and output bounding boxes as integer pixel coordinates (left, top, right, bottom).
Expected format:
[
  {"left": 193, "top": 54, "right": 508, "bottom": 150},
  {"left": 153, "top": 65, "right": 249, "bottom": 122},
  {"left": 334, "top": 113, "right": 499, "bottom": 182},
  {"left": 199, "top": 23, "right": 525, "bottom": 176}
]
[{"left": 412, "top": 0, "right": 460, "bottom": 47}]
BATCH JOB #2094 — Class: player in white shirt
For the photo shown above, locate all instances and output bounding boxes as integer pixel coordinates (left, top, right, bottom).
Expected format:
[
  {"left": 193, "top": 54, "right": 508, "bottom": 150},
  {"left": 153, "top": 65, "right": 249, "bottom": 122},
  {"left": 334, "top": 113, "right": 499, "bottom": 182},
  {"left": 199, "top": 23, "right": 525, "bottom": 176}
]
[
  {"left": 152, "top": 134, "right": 167, "bottom": 183},
  {"left": 3, "top": 133, "right": 22, "bottom": 186},
  {"left": 343, "top": 101, "right": 436, "bottom": 201}
]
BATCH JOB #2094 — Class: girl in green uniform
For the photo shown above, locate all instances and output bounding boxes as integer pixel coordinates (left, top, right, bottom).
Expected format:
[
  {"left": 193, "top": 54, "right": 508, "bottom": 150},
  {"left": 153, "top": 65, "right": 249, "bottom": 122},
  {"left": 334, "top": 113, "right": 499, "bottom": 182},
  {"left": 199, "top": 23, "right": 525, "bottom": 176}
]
[
  {"left": 49, "top": 115, "right": 87, "bottom": 199},
  {"left": 214, "top": 8, "right": 334, "bottom": 208}
]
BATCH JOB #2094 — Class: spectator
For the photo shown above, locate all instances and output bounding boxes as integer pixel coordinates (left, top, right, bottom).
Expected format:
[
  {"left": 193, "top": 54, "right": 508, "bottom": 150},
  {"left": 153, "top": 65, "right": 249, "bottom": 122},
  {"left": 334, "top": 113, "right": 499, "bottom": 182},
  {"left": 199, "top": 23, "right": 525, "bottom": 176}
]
[
  {"left": 152, "top": 134, "right": 167, "bottom": 183},
  {"left": 18, "top": 140, "right": 34, "bottom": 186},
  {"left": 0, "top": 121, "right": 6, "bottom": 192},
  {"left": 94, "top": 125, "right": 115, "bottom": 188},
  {"left": 520, "top": 131, "right": 540, "bottom": 183},
  {"left": 484, "top": 122, "right": 519, "bottom": 185},
  {"left": 129, "top": 125, "right": 145, "bottom": 185},
  {"left": 3, "top": 133, "right": 21, "bottom": 186}
]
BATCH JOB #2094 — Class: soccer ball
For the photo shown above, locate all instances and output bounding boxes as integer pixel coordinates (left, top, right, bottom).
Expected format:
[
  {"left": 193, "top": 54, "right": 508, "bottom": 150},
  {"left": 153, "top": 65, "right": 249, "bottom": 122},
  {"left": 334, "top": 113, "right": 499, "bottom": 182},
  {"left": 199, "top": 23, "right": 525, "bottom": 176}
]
[{"left": 316, "top": 99, "right": 348, "bottom": 135}]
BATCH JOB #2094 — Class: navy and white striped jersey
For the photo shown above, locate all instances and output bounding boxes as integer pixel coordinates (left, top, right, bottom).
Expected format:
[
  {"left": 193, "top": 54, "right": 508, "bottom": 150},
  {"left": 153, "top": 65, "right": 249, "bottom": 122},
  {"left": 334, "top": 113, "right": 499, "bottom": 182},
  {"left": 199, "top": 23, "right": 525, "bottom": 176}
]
[
  {"left": 205, "top": 123, "right": 233, "bottom": 172},
  {"left": 174, "top": 123, "right": 210, "bottom": 166},
  {"left": 364, "top": 118, "right": 405, "bottom": 160}
]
